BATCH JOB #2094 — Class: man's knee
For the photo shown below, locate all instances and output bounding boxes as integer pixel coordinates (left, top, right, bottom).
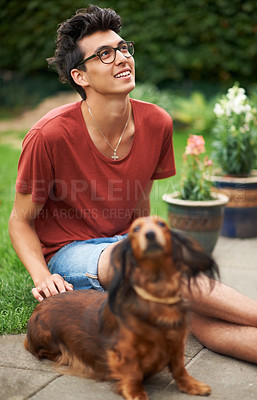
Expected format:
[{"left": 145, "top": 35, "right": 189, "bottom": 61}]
[{"left": 97, "top": 242, "right": 119, "bottom": 289}]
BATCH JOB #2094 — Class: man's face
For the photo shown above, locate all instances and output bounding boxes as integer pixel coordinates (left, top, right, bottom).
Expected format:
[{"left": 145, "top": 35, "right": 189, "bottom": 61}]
[{"left": 77, "top": 30, "right": 135, "bottom": 97}]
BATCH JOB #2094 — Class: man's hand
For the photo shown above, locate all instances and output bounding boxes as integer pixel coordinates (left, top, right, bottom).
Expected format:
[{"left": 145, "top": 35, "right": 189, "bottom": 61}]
[{"left": 32, "top": 273, "right": 73, "bottom": 302}]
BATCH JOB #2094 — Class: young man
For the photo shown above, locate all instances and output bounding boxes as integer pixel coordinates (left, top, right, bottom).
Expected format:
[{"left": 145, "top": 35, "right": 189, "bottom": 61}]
[
  {"left": 9, "top": 5, "right": 257, "bottom": 364},
  {"left": 9, "top": 5, "right": 175, "bottom": 299}
]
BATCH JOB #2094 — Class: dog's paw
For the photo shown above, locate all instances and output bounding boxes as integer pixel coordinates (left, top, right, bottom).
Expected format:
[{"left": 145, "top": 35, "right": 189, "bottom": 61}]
[
  {"left": 178, "top": 378, "right": 211, "bottom": 396},
  {"left": 121, "top": 388, "right": 149, "bottom": 400},
  {"left": 130, "top": 395, "right": 148, "bottom": 400}
]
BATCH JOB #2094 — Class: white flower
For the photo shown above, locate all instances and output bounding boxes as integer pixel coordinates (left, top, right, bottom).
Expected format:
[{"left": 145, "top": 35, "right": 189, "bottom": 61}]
[
  {"left": 245, "top": 111, "right": 253, "bottom": 123},
  {"left": 223, "top": 85, "right": 252, "bottom": 116},
  {"left": 225, "top": 101, "right": 232, "bottom": 116},
  {"left": 213, "top": 103, "right": 224, "bottom": 117},
  {"left": 238, "top": 87, "right": 246, "bottom": 97},
  {"left": 244, "top": 104, "right": 251, "bottom": 112},
  {"left": 227, "top": 86, "right": 246, "bottom": 102},
  {"left": 227, "top": 87, "right": 236, "bottom": 100},
  {"left": 214, "top": 84, "right": 255, "bottom": 128},
  {"left": 232, "top": 102, "right": 244, "bottom": 115}
]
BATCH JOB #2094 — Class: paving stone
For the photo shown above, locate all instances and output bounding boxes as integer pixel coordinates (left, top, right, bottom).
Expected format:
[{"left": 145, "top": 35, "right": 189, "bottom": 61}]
[
  {"left": 213, "top": 237, "right": 257, "bottom": 271},
  {"left": 220, "top": 268, "right": 257, "bottom": 300},
  {"left": 0, "top": 366, "right": 58, "bottom": 400},
  {"left": 150, "top": 349, "right": 257, "bottom": 400},
  {"left": 0, "top": 334, "right": 53, "bottom": 372},
  {"left": 29, "top": 374, "right": 122, "bottom": 400},
  {"left": 185, "top": 334, "right": 203, "bottom": 359}
]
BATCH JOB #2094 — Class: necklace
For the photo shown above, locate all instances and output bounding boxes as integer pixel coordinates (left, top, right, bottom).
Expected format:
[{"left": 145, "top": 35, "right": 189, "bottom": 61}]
[{"left": 86, "top": 102, "right": 130, "bottom": 161}]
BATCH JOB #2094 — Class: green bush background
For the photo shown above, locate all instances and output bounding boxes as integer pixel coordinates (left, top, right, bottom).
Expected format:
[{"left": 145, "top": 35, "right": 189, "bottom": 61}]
[{"left": 1, "top": 0, "right": 257, "bottom": 86}]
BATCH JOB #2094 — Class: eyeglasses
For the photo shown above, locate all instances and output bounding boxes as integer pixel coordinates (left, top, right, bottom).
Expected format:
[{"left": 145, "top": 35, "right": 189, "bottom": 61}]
[{"left": 75, "top": 41, "right": 134, "bottom": 67}]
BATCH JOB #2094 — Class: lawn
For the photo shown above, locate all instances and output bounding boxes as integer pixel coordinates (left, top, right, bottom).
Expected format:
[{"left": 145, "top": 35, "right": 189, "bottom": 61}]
[
  {"left": 0, "top": 129, "right": 212, "bottom": 335},
  {"left": 0, "top": 143, "right": 38, "bottom": 334}
]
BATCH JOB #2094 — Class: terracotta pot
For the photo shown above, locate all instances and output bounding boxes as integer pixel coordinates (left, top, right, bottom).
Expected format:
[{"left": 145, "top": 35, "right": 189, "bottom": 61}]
[
  {"left": 162, "top": 192, "right": 229, "bottom": 254},
  {"left": 211, "top": 170, "right": 257, "bottom": 238}
]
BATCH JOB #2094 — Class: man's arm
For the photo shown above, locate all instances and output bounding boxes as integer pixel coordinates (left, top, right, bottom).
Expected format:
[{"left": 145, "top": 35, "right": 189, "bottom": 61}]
[{"left": 9, "top": 192, "right": 73, "bottom": 301}]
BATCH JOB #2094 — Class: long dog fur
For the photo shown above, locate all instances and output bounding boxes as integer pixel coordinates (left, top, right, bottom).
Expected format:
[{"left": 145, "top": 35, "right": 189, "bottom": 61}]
[{"left": 24, "top": 216, "right": 219, "bottom": 399}]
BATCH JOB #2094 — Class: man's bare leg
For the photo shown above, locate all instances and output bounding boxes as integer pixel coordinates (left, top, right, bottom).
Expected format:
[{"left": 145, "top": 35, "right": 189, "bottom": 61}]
[
  {"left": 190, "top": 312, "right": 257, "bottom": 363},
  {"left": 184, "top": 276, "right": 257, "bottom": 327},
  {"left": 184, "top": 276, "right": 257, "bottom": 363},
  {"left": 97, "top": 242, "right": 118, "bottom": 289}
]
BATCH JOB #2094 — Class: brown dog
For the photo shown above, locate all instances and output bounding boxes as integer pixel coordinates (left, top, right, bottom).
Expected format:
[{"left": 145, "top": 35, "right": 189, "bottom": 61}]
[{"left": 24, "top": 216, "right": 218, "bottom": 399}]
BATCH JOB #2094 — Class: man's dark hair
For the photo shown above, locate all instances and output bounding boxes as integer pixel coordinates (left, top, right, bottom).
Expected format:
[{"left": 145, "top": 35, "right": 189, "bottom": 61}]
[{"left": 47, "top": 5, "right": 122, "bottom": 99}]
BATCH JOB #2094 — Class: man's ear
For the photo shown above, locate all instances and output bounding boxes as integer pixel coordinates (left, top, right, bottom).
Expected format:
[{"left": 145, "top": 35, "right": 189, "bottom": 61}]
[{"left": 70, "top": 69, "right": 90, "bottom": 88}]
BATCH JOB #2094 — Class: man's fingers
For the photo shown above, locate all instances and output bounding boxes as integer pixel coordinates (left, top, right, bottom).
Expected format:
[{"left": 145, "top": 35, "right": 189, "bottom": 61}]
[
  {"left": 43, "top": 280, "right": 59, "bottom": 297},
  {"left": 31, "top": 288, "right": 44, "bottom": 302},
  {"left": 64, "top": 281, "right": 73, "bottom": 291},
  {"left": 32, "top": 274, "right": 73, "bottom": 302},
  {"left": 51, "top": 274, "right": 73, "bottom": 293}
]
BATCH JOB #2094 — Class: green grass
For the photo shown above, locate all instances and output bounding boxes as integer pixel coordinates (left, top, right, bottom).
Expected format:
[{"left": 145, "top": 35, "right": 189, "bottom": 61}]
[
  {"left": 0, "top": 130, "right": 212, "bottom": 335},
  {"left": 0, "top": 144, "right": 37, "bottom": 334}
]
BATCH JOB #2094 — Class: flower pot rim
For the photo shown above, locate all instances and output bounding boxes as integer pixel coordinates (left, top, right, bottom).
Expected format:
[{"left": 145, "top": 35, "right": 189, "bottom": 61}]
[
  {"left": 162, "top": 192, "right": 229, "bottom": 207},
  {"left": 211, "top": 170, "right": 257, "bottom": 184}
]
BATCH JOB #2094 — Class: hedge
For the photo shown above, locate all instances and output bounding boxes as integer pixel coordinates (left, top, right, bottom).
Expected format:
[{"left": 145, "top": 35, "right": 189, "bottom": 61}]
[{"left": 1, "top": 0, "right": 257, "bottom": 86}]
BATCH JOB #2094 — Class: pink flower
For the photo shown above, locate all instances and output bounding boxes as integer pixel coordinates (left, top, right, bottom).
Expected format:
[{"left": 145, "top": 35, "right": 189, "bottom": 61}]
[{"left": 185, "top": 135, "right": 205, "bottom": 156}]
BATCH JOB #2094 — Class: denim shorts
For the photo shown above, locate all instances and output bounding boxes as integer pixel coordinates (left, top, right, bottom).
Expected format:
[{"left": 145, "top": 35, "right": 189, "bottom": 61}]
[{"left": 47, "top": 235, "right": 127, "bottom": 292}]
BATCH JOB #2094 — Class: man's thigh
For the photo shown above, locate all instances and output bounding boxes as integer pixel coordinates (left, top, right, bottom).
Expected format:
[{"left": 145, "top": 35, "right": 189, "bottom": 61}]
[{"left": 48, "top": 235, "right": 126, "bottom": 291}]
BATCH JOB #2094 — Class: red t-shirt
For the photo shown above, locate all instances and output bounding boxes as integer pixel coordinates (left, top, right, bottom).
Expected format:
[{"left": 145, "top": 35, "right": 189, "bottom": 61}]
[{"left": 16, "top": 98, "right": 176, "bottom": 261}]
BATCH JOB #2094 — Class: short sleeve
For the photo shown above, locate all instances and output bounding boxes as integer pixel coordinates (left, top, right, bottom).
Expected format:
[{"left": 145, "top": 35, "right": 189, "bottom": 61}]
[
  {"left": 16, "top": 129, "right": 54, "bottom": 204},
  {"left": 151, "top": 115, "right": 176, "bottom": 180}
]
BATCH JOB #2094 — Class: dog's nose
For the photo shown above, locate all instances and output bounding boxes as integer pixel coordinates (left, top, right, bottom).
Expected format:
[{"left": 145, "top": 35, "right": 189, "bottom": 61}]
[{"left": 145, "top": 231, "right": 156, "bottom": 241}]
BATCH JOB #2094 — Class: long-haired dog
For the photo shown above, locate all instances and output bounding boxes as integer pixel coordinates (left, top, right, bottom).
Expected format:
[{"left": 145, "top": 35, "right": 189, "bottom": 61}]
[{"left": 25, "top": 216, "right": 219, "bottom": 400}]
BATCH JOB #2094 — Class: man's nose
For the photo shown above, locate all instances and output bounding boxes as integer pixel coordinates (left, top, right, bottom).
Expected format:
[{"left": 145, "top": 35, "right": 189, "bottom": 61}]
[{"left": 115, "top": 49, "right": 127, "bottom": 63}]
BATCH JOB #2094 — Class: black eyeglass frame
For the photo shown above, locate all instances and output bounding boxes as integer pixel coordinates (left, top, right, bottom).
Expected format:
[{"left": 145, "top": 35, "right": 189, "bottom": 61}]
[{"left": 75, "top": 41, "right": 134, "bottom": 68}]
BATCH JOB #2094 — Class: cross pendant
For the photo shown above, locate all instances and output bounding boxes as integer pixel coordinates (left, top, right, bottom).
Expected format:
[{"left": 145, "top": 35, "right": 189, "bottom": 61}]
[{"left": 111, "top": 151, "right": 119, "bottom": 160}]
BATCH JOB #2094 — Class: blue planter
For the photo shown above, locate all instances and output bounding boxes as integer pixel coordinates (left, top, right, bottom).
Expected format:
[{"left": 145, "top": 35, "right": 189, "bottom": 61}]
[
  {"left": 212, "top": 172, "right": 257, "bottom": 238},
  {"left": 162, "top": 192, "right": 229, "bottom": 254}
]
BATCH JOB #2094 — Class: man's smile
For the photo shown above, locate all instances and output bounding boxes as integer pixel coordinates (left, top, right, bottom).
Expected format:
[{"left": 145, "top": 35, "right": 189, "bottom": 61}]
[{"left": 114, "top": 70, "right": 132, "bottom": 79}]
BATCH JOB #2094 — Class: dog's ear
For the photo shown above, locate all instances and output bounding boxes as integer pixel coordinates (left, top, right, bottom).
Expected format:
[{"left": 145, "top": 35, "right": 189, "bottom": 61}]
[
  {"left": 171, "top": 230, "right": 219, "bottom": 285},
  {"left": 108, "top": 238, "right": 136, "bottom": 314}
]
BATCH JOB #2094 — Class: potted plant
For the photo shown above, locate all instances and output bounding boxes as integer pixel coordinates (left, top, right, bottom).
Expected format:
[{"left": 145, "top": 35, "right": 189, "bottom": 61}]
[
  {"left": 211, "top": 83, "right": 257, "bottom": 238},
  {"left": 163, "top": 135, "right": 228, "bottom": 254}
]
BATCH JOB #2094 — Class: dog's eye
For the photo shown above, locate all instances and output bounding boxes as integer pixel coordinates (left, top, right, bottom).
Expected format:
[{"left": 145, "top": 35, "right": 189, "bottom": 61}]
[
  {"left": 157, "top": 221, "right": 166, "bottom": 228},
  {"left": 133, "top": 225, "right": 140, "bottom": 233}
]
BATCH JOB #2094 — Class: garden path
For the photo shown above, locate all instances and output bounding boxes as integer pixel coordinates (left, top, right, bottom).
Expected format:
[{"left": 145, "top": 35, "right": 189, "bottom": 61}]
[{"left": 0, "top": 92, "right": 79, "bottom": 148}]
